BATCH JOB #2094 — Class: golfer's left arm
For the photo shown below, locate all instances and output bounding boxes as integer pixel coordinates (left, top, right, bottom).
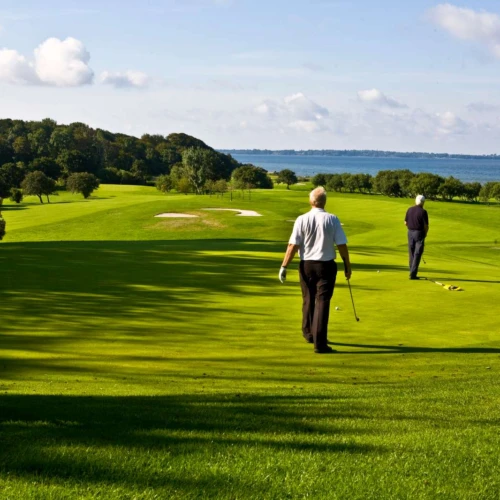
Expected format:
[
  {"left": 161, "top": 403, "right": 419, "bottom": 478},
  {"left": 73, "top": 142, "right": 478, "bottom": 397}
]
[{"left": 337, "top": 244, "right": 352, "bottom": 280}]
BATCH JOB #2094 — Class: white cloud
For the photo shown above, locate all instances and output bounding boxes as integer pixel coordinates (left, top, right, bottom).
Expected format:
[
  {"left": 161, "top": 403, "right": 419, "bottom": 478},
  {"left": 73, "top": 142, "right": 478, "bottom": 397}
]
[
  {"left": 0, "top": 48, "right": 37, "bottom": 84},
  {"left": 466, "top": 101, "right": 500, "bottom": 113},
  {"left": 100, "top": 70, "right": 150, "bottom": 89},
  {"left": 253, "top": 92, "right": 330, "bottom": 133},
  {"left": 284, "top": 92, "right": 329, "bottom": 120},
  {"left": 428, "top": 3, "right": 500, "bottom": 58},
  {"left": 0, "top": 37, "right": 93, "bottom": 86},
  {"left": 288, "top": 120, "right": 327, "bottom": 133},
  {"left": 357, "top": 88, "right": 407, "bottom": 109}
]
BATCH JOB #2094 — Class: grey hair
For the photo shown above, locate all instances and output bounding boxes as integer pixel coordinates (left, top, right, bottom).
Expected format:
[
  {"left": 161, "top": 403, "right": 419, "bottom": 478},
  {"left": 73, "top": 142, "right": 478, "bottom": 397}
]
[
  {"left": 310, "top": 186, "right": 327, "bottom": 207},
  {"left": 415, "top": 194, "right": 425, "bottom": 206}
]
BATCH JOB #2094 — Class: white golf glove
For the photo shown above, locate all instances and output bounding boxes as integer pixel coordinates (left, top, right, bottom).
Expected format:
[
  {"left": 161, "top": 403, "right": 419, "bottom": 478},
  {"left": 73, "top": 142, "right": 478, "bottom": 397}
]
[{"left": 279, "top": 266, "right": 287, "bottom": 283}]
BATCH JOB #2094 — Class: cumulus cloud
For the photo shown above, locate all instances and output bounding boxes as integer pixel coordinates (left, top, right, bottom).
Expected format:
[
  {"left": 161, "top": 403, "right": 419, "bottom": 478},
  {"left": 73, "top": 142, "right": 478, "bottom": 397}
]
[
  {"left": 101, "top": 70, "right": 150, "bottom": 89},
  {"left": 357, "top": 88, "right": 407, "bottom": 108},
  {"left": 0, "top": 37, "right": 93, "bottom": 86},
  {"left": 0, "top": 48, "right": 37, "bottom": 84},
  {"left": 34, "top": 37, "right": 93, "bottom": 86},
  {"left": 253, "top": 92, "right": 330, "bottom": 133},
  {"left": 428, "top": 3, "right": 500, "bottom": 57}
]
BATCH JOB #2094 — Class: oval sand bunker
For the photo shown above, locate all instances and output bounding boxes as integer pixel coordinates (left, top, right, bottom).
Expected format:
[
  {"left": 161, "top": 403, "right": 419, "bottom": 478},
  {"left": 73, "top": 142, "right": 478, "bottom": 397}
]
[
  {"left": 155, "top": 213, "right": 199, "bottom": 218},
  {"left": 203, "top": 208, "right": 262, "bottom": 217}
]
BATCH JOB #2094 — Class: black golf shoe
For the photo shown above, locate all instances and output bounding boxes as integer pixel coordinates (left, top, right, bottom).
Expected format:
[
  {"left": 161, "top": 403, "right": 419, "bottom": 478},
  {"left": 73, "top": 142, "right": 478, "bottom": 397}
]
[{"left": 314, "top": 346, "right": 336, "bottom": 354}]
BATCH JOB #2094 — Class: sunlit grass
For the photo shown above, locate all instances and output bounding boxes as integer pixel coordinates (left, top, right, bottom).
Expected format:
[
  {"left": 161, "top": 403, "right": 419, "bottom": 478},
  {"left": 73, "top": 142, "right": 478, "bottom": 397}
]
[{"left": 1, "top": 185, "right": 499, "bottom": 499}]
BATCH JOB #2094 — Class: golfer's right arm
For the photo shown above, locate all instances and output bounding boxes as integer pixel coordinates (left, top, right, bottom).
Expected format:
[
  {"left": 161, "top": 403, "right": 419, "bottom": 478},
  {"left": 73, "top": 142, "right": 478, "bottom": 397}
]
[
  {"left": 282, "top": 244, "right": 299, "bottom": 268},
  {"left": 337, "top": 244, "right": 352, "bottom": 280}
]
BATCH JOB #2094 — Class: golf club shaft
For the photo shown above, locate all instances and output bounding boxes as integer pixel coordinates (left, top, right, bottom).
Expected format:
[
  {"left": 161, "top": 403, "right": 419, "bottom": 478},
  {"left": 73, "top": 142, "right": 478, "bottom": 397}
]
[{"left": 347, "top": 279, "right": 359, "bottom": 321}]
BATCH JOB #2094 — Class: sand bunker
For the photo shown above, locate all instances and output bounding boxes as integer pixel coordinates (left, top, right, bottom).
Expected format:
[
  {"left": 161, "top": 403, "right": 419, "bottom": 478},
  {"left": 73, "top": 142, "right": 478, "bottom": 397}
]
[
  {"left": 203, "top": 208, "right": 262, "bottom": 217},
  {"left": 155, "top": 213, "right": 199, "bottom": 218}
]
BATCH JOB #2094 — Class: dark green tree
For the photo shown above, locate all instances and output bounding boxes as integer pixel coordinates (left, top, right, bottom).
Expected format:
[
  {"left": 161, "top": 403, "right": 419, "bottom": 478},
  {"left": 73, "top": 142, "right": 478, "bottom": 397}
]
[
  {"left": 232, "top": 165, "right": 273, "bottom": 189},
  {"left": 326, "top": 174, "right": 344, "bottom": 192},
  {"left": 438, "top": 176, "right": 464, "bottom": 201},
  {"left": 155, "top": 174, "right": 173, "bottom": 193},
  {"left": 9, "top": 188, "right": 23, "bottom": 203},
  {"left": 373, "top": 170, "right": 402, "bottom": 197},
  {"left": 0, "top": 162, "right": 26, "bottom": 188},
  {"left": 66, "top": 172, "right": 100, "bottom": 198},
  {"left": 277, "top": 169, "right": 298, "bottom": 189},
  {"left": 479, "top": 182, "right": 497, "bottom": 202},
  {"left": 462, "top": 182, "right": 481, "bottom": 202},
  {"left": 409, "top": 173, "right": 444, "bottom": 200},
  {"left": 21, "top": 171, "right": 56, "bottom": 203},
  {"left": 29, "top": 157, "right": 62, "bottom": 179}
]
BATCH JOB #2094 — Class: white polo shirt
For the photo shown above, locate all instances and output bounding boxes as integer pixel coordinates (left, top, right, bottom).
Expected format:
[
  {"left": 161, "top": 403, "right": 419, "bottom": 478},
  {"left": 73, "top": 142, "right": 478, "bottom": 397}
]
[{"left": 289, "top": 207, "right": 347, "bottom": 261}]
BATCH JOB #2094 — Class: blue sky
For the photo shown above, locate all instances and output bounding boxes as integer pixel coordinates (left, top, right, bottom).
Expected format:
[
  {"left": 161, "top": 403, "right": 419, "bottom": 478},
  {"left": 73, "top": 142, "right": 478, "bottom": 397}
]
[{"left": 1, "top": 0, "right": 500, "bottom": 153}]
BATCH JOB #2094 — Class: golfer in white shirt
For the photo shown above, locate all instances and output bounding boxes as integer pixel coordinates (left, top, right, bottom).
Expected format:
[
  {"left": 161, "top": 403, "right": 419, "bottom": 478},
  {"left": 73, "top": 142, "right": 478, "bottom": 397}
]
[{"left": 279, "top": 187, "right": 352, "bottom": 354}]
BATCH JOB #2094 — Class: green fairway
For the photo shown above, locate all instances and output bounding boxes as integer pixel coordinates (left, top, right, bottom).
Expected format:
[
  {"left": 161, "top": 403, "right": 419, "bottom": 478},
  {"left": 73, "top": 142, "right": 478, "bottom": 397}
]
[{"left": 1, "top": 186, "right": 500, "bottom": 499}]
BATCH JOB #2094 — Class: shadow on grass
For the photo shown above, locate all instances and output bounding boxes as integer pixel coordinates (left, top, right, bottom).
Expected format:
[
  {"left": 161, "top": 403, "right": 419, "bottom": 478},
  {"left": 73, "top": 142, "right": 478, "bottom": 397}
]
[
  {"left": 0, "top": 393, "right": 383, "bottom": 490},
  {"left": 331, "top": 342, "right": 500, "bottom": 355}
]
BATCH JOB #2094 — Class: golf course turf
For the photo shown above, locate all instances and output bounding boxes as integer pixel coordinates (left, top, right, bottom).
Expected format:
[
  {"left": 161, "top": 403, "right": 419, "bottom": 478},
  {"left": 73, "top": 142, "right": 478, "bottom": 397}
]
[{"left": 1, "top": 184, "right": 499, "bottom": 499}]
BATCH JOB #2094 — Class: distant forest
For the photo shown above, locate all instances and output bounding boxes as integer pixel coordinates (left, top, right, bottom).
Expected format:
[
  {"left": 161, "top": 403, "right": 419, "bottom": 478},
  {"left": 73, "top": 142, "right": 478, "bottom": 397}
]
[
  {"left": 0, "top": 118, "right": 275, "bottom": 204},
  {"left": 220, "top": 149, "right": 500, "bottom": 160}
]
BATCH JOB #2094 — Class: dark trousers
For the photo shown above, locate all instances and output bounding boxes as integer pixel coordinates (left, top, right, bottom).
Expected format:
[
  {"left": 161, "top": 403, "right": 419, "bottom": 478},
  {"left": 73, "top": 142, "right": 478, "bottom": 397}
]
[
  {"left": 299, "top": 260, "right": 337, "bottom": 350},
  {"left": 408, "top": 230, "right": 425, "bottom": 277}
]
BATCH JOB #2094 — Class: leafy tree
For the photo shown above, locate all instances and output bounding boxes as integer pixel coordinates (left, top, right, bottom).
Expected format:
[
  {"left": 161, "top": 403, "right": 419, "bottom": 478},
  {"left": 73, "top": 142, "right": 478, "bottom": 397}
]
[
  {"left": 57, "top": 150, "right": 93, "bottom": 176},
  {"left": 181, "top": 148, "right": 211, "bottom": 194},
  {"left": 479, "top": 182, "right": 497, "bottom": 202},
  {"left": 12, "top": 136, "right": 32, "bottom": 163},
  {"left": 98, "top": 167, "right": 121, "bottom": 184},
  {"left": 21, "top": 171, "right": 56, "bottom": 203},
  {"left": 156, "top": 174, "right": 173, "bottom": 193},
  {"left": 326, "top": 174, "right": 344, "bottom": 192},
  {"left": 342, "top": 173, "right": 357, "bottom": 193},
  {"left": 176, "top": 177, "right": 192, "bottom": 194},
  {"left": 373, "top": 170, "right": 402, "bottom": 197},
  {"left": 131, "top": 159, "right": 149, "bottom": 183},
  {"left": 232, "top": 165, "right": 273, "bottom": 189},
  {"left": 0, "top": 162, "right": 26, "bottom": 188},
  {"left": 29, "top": 157, "right": 62, "bottom": 179},
  {"left": 409, "top": 173, "right": 443, "bottom": 200},
  {"left": 277, "top": 169, "right": 298, "bottom": 189},
  {"left": 311, "top": 173, "right": 328, "bottom": 187},
  {"left": 438, "top": 176, "right": 464, "bottom": 201},
  {"left": 462, "top": 182, "right": 481, "bottom": 202},
  {"left": 396, "top": 170, "right": 415, "bottom": 197},
  {"left": 491, "top": 182, "right": 500, "bottom": 202},
  {"left": 66, "top": 172, "right": 100, "bottom": 198},
  {"left": 214, "top": 179, "right": 228, "bottom": 197},
  {"left": 9, "top": 188, "right": 23, "bottom": 203},
  {"left": 156, "top": 143, "right": 181, "bottom": 170},
  {"left": 353, "top": 173, "right": 373, "bottom": 193}
]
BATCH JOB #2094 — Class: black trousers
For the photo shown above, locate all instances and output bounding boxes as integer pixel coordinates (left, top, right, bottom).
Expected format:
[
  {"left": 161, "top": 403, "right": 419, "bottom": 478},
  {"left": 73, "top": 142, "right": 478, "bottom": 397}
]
[
  {"left": 408, "top": 230, "right": 425, "bottom": 278},
  {"left": 299, "top": 260, "right": 337, "bottom": 350}
]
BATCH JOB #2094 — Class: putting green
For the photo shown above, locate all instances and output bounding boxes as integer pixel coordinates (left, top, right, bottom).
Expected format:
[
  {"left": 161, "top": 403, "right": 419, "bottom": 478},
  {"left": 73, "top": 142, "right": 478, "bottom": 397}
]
[{"left": 0, "top": 185, "right": 499, "bottom": 499}]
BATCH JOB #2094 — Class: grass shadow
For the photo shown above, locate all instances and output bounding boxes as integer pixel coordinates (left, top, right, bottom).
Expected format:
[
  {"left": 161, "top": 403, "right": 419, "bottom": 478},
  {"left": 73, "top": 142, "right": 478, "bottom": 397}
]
[{"left": 332, "top": 342, "right": 500, "bottom": 355}]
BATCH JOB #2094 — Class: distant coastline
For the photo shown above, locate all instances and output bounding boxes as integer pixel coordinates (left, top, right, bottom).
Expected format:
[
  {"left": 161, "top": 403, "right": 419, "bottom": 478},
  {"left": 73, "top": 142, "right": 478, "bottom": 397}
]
[{"left": 220, "top": 149, "right": 500, "bottom": 161}]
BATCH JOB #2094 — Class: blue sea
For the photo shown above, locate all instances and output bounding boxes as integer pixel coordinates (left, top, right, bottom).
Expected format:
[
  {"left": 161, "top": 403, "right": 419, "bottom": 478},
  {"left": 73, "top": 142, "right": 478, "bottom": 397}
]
[{"left": 231, "top": 154, "right": 500, "bottom": 184}]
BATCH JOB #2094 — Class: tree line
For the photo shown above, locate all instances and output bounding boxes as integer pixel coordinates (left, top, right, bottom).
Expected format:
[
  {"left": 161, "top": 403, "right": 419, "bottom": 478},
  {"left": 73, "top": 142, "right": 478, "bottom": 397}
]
[
  {"left": 311, "top": 170, "right": 500, "bottom": 202},
  {"left": 0, "top": 118, "right": 254, "bottom": 204}
]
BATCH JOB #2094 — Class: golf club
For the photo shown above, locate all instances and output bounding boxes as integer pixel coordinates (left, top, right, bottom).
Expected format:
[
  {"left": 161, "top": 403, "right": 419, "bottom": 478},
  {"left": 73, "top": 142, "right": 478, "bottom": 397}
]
[{"left": 347, "top": 279, "right": 360, "bottom": 322}]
